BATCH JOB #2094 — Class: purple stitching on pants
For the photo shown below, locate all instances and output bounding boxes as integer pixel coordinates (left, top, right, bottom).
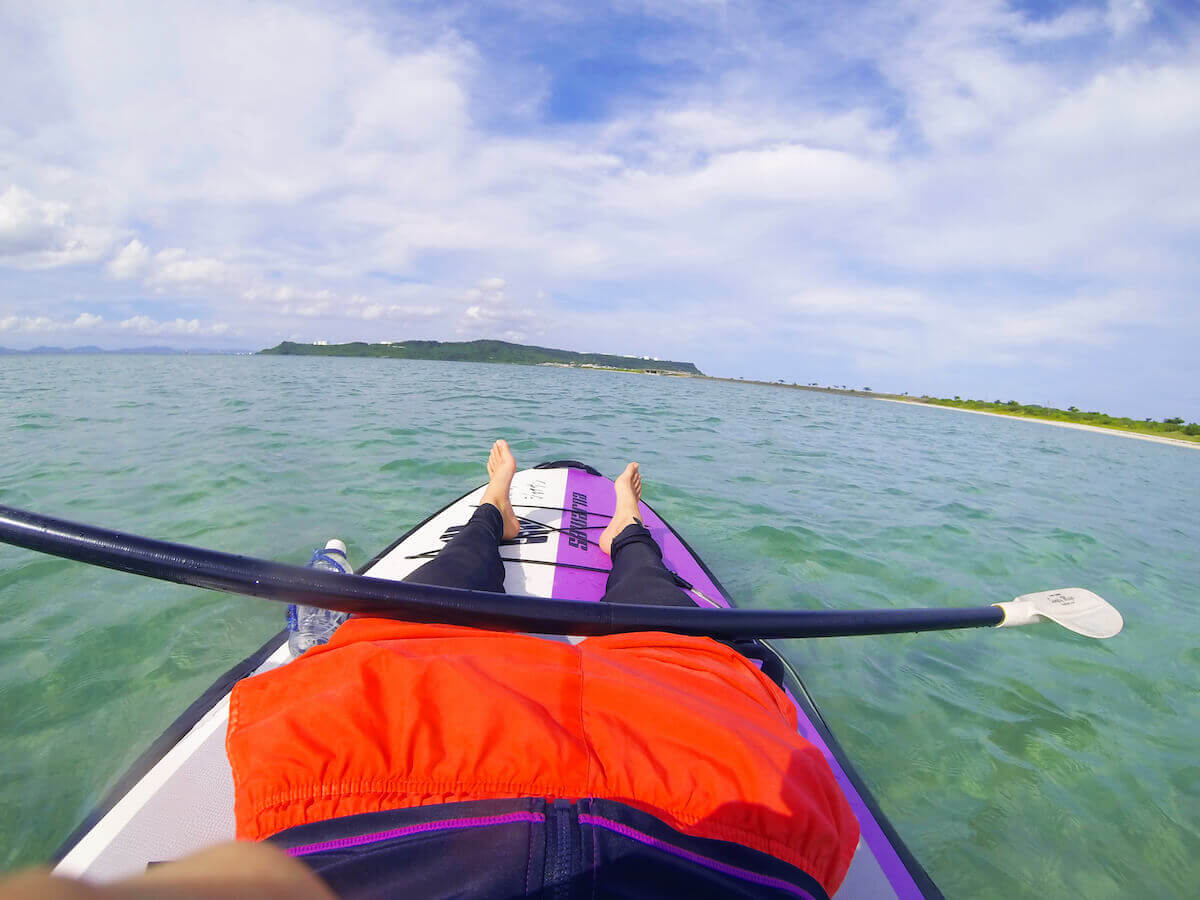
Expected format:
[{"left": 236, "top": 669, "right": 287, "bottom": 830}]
[
  {"left": 578, "top": 814, "right": 818, "bottom": 899},
  {"left": 285, "top": 811, "right": 546, "bottom": 857}
]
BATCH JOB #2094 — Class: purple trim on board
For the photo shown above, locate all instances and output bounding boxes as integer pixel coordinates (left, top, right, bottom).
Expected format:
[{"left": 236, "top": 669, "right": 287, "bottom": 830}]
[
  {"left": 285, "top": 811, "right": 546, "bottom": 857},
  {"left": 579, "top": 814, "right": 818, "bottom": 899},
  {"left": 782, "top": 686, "right": 922, "bottom": 899},
  {"left": 551, "top": 468, "right": 731, "bottom": 608}
]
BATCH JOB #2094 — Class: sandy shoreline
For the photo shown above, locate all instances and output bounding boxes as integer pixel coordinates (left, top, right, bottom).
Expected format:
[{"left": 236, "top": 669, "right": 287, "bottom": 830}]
[{"left": 877, "top": 398, "right": 1200, "bottom": 449}]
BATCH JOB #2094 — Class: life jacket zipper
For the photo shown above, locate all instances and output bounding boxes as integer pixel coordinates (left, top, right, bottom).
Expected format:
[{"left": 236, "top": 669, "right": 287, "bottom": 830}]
[{"left": 545, "top": 798, "right": 579, "bottom": 899}]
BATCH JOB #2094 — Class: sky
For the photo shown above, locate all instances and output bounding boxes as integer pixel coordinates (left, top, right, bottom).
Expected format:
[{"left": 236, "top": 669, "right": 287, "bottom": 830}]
[{"left": 1, "top": 0, "right": 1198, "bottom": 419}]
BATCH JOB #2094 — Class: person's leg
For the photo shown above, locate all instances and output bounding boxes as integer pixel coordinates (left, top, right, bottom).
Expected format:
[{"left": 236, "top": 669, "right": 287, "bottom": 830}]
[
  {"left": 403, "top": 503, "right": 508, "bottom": 593},
  {"left": 602, "top": 521, "right": 697, "bottom": 607},
  {"left": 404, "top": 440, "right": 521, "bottom": 593},
  {"left": 598, "top": 463, "right": 696, "bottom": 608}
]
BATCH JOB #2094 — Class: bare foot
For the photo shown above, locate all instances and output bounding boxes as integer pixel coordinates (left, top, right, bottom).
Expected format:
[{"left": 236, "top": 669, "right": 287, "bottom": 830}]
[
  {"left": 480, "top": 439, "right": 521, "bottom": 540},
  {"left": 599, "top": 462, "right": 643, "bottom": 555}
]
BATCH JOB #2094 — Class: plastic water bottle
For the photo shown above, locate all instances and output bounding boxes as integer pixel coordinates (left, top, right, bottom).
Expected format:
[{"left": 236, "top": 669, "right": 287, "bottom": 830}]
[{"left": 287, "top": 539, "right": 353, "bottom": 657}]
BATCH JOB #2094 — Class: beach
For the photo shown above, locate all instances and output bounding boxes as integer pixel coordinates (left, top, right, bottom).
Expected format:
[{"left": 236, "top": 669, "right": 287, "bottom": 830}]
[{"left": 878, "top": 397, "right": 1200, "bottom": 449}]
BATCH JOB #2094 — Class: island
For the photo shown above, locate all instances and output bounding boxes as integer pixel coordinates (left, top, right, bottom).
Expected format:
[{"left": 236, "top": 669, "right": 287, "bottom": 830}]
[{"left": 258, "top": 340, "right": 703, "bottom": 376}]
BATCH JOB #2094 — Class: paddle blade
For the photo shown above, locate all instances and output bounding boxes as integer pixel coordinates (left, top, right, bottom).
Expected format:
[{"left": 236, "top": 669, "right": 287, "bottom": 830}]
[{"left": 994, "top": 588, "right": 1123, "bottom": 639}]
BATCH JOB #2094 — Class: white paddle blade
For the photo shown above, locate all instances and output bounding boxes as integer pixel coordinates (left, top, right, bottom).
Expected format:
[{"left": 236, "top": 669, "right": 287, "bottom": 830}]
[{"left": 994, "top": 588, "right": 1123, "bottom": 639}]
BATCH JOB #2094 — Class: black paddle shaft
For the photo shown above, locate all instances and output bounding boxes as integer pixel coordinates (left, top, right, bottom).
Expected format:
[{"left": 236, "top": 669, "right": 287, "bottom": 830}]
[{"left": 0, "top": 504, "right": 1004, "bottom": 639}]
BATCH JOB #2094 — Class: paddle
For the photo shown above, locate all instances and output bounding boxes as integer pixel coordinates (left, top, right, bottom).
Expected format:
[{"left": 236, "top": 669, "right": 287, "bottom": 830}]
[{"left": 0, "top": 504, "right": 1122, "bottom": 640}]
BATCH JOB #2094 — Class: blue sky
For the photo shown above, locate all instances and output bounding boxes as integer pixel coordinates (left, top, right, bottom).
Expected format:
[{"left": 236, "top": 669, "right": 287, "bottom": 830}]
[{"left": 1, "top": 0, "right": 1198, "bottom": 419}]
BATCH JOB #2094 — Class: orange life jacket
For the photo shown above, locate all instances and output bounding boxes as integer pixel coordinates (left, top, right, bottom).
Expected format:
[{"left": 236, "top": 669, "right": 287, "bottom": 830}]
[{"left": 226, "top": 618, "right": 859, "bottom": 895}]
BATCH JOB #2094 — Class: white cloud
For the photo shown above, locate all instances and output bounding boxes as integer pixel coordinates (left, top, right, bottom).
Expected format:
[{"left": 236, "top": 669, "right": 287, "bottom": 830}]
[
  {"left": 104, "top": 238, "right": 232, "bottom": 286},
  {"left": 237, "top": 280, "right": 445, "bottom": 326},
  {"left": 1106, "top": 0, "right": 1151, "bottom": 36},
  {"left": 862, "top": 60, "right": 1200, "bottom": 277},
  {"left": 775, "top": 282, "right": 1154, "bottom": 371},
  {"left": 358, "top": 303, "right": 440, "bottom": 321},
  {"left": 242, "top": 285, "right": 334, "bottom": 306},
  {"left": 635, "top": 144, "right": 897, "bottom": 210},
  {"left": 465, "top": 277, "right": 509, "bottom": 306},
  {"left": 1015, "top": 8, "right": 1104, "bottom": 42},
  {"left": 452, "top": 277, "right": 541, "bottom": 339},
  {"left": 107, "top": 239, "right": 150, "bottom": 278},
  {"left": 72, "top": 312, "right": 103, "bottom": 329},
  {"left": 0, "top": 312, "right": 230, "bottom": 339},
  {"left": 147, "top": 248, "right": 229, "bottom": 285},
  {"left": 0, "top": 185, "right": 111, "bottom": 267},
  {"left": 0, "top": 315, "right": 59, "bottom": 334},
  {"left": 240, "top": 283, "right": 338, "bottom": 318},
  {"left": 119, "top": 315, "right": 231, "bottom": 336},
  {"left": 0, "top": 185, "right": 67, "bottom": 252},
  {"left": 644, "top": 106, "right": 897, "bottom": 161}
]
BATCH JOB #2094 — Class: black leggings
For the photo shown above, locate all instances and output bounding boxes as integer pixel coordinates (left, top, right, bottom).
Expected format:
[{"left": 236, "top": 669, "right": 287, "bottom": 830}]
[{"left": 405, "top": 504, "right": 697, "bottom": 608}]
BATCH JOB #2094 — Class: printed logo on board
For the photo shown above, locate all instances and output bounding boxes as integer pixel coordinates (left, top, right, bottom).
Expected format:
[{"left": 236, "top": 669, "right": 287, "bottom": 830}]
[
  {"left": 567, "top": 490, "right": 589, "bottom": 550},
  {"left": 516, "top": 478, "right": 548, "bottom": 504},
  {"left": 441, "top": 520, "right": 550, "bottom": 545}
]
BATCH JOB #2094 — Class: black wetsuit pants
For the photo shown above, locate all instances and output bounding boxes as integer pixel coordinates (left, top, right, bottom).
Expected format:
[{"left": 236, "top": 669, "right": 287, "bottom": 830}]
[{"left": 405, "top": 503, "right": 697, "bottom": 608}]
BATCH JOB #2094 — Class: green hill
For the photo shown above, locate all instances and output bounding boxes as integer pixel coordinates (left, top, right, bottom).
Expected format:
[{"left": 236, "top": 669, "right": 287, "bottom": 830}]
[{"left": 258, "top": 339, "right": 703, "bottom": 375}]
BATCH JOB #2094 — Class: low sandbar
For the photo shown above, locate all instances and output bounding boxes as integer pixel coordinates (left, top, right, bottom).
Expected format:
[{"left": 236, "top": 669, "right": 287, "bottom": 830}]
[{"left": 878, "top": 398, "right": 1200, "bottom": 449}]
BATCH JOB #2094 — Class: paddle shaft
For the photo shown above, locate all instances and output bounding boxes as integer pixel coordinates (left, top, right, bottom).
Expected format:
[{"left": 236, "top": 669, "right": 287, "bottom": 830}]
[{"left": 0, "top": 504, "right": 1004, "bottom": 639}]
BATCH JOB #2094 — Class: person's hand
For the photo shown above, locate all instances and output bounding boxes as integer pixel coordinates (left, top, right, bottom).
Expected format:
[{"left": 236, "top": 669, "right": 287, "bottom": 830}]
[{"left": 0, "top": 841, "right": 334, "bottom": 899}]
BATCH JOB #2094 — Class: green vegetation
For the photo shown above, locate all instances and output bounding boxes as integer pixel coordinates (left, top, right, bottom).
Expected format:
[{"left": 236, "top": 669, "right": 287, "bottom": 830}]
[
  {"left": 259, "top": 340, "right": 703, "bottom": 375},
  {"left": 910, "top": 396, "right": 1200, "bottom": 443}
]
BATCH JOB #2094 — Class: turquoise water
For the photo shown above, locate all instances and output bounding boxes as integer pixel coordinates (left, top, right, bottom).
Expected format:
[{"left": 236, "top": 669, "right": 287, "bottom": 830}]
[{"left": 1, "top": 355, "right": 1197, "bottom": 896}]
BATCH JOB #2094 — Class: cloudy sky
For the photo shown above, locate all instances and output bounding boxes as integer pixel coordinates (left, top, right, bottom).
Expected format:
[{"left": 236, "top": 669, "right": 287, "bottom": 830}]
[{"left": 2, "top": 0, "right": 1197, "bottom": 418}]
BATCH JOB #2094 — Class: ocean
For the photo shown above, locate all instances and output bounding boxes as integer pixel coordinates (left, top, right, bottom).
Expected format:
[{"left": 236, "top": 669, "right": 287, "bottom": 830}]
[{"left": 0, "top": 354, "right": 1196, "bottom": 896}]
